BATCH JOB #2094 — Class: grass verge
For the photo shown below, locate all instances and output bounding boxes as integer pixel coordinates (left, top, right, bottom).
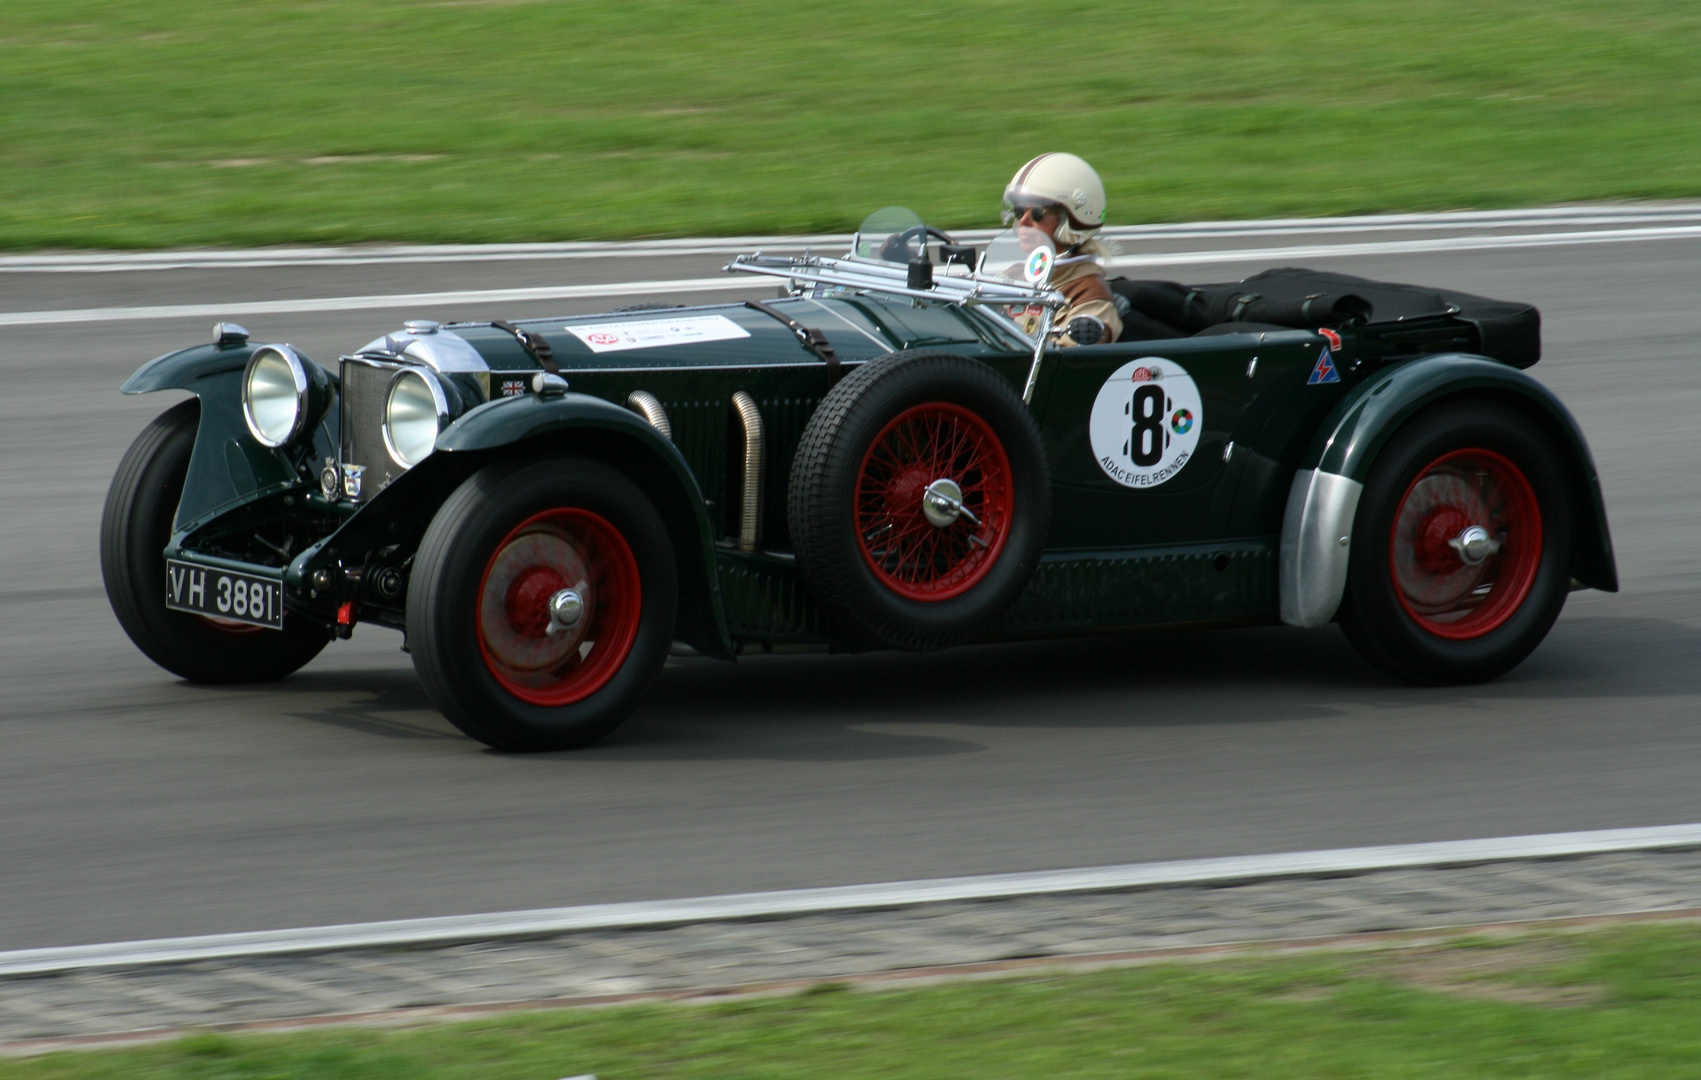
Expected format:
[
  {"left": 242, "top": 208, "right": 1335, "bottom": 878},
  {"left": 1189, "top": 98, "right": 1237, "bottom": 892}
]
[
  {"left": 4, "top": 1, "right": 1701, "bottom": 249},
  {"left": 6, "top": 921, "right": 1701, "bottom": 1078}
]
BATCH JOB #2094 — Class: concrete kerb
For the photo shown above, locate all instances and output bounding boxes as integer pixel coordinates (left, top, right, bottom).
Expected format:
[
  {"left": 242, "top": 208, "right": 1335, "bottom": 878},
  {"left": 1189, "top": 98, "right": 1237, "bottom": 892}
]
[
  {"left": 6, "top": 906, "right": 1701, "bottom": 1059},
  {"left": 4, "top": 823, "right": 1699, "bottom": 979}
]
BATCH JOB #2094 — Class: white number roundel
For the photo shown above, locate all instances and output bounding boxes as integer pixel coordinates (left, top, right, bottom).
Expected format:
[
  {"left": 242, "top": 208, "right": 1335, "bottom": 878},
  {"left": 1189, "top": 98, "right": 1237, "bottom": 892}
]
[{"left": 1088, "top": 357, "right": 1203, "bottom": 487}]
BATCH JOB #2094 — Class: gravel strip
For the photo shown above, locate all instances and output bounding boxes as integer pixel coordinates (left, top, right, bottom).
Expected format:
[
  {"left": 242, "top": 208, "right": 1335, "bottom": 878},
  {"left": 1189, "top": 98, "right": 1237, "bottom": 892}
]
[{"left": 4, "top": 849, "right": 1700, "bottom": 1045}]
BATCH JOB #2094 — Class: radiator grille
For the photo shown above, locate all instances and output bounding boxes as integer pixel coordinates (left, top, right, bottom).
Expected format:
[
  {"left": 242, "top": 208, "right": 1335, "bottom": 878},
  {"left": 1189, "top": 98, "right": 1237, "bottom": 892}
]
[{"left": 339, "top": 358, "right": 407, "bottom": 502}]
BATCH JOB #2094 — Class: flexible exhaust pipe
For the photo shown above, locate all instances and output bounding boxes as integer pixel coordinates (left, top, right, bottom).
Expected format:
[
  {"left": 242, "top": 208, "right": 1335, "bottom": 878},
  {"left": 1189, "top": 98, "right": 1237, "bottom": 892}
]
[
  {"left": 626, "top": 390, "right": 673, "bottom": 441},
  {"left": 731, "top": 391, "right": 764, "bottom": 552}
]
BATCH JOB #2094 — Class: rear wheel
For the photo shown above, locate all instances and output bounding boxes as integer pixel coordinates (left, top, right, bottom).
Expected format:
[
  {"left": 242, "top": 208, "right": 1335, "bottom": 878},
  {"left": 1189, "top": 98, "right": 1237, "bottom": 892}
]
[
  {"left": 100, "top": 398, "right": 328, "bottom": 683},
  {"left": 1339, "top": 401, "right": 1571, "bottom": 684},
  {"left": 407, "top": 459, "right": 676, "bottom": 751}
]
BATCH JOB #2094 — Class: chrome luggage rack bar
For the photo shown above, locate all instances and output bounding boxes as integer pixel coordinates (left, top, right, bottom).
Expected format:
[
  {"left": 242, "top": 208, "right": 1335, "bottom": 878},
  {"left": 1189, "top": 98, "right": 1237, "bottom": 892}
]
[
  {"left": 724, "top": 251, "right": 1068, "bottom": 403},
  {"left": 724, "top": 251, "right": 1066, "bottom": 310}
]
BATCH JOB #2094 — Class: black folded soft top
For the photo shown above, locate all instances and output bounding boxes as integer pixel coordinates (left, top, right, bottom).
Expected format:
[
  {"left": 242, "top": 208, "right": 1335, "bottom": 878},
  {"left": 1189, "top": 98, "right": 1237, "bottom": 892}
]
[{"left": 1111, "top": 267, "right": 1541, "bottom": 368}]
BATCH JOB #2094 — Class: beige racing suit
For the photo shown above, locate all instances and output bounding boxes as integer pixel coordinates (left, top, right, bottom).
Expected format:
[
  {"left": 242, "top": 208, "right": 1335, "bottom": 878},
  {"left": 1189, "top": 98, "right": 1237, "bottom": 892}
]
[{"left": 1007, "top": 250, "right": 1123, "bottom": 346}]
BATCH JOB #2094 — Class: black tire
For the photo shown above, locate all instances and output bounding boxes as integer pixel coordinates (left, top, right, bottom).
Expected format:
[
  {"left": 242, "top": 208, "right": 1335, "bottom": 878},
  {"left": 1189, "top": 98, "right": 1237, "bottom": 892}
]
[
  {"left": 100, "top": 398, "right": 329, "bottom": 683},
  {"left": 1338, "top": 401, "right": 1572, "bottom": 684},
  {"left": 788, "top": 350, "right": 1051, "bottom": 650},
  {"left": 407, "top": 458, "right": 677, "bottom": 751}
]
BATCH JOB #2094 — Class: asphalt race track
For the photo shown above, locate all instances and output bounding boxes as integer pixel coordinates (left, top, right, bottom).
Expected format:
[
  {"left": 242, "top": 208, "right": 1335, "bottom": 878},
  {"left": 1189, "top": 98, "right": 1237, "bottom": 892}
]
[{"left": 3, "top": 211, "right": 1699, "bottom": 951}]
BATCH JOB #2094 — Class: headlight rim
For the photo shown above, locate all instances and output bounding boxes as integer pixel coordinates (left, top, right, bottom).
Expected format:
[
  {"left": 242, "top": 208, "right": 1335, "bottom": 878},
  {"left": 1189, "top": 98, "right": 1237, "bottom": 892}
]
[
  {"left": 382, "top": 366, "right": 451, "bottom": 469},
  {"left": 241, "top": 344, "right": 312, "bottom": 448}
]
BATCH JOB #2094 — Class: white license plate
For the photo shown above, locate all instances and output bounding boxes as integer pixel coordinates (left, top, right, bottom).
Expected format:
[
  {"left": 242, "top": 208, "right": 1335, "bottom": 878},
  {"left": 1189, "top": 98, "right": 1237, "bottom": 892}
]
[{"left": 164, "top": 559, "right": 285, "bottom": 630}]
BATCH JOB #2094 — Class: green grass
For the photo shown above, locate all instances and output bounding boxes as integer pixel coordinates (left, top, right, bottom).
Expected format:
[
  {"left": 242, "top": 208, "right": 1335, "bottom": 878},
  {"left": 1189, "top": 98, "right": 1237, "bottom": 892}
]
[
  {"left": 4, "top": 1, "right": 1701, "bottom": 249},
  {"left": 8, "top": 922, "right": 1701, "bottom": 1078}
]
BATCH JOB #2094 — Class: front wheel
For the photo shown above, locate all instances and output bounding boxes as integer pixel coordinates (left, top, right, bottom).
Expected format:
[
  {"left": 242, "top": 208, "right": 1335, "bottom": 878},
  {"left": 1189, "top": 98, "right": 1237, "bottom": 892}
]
[
  {"left": 406, "top": 459, "right": 677, "bottom": 751},
  {"left": 1338, "top": 401, "right": 1572, "bottom": 684},
  {"left": 101, "top": 398, "right": 328, "bottom": 683}
]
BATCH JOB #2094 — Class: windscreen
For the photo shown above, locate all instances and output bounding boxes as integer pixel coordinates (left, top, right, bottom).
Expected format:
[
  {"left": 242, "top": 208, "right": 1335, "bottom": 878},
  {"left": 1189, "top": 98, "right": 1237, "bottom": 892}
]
[
  {"left": 852, "top": 206, "right": 927, "bottom": 263},
  {"left": 978, "top": 225, "right": 1056, "bottom": 284}
]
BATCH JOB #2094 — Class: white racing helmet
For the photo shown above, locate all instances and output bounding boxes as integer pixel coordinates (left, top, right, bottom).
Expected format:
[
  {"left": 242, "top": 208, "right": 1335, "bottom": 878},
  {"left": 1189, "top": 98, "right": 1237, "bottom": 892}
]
[{"left": 1002, "top": 152, "right": 1106, "bottom": 243}]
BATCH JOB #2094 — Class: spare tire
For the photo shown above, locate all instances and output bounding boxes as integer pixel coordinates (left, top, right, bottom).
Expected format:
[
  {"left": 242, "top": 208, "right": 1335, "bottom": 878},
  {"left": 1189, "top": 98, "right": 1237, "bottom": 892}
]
[{"left": 788, "top": 350, "right": 1050, "bottom": 649}]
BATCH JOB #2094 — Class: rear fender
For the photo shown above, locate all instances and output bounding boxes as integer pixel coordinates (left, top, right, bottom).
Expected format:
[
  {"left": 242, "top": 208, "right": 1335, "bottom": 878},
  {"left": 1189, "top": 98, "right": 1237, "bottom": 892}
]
[
  {"left": 1280, "top": 354, "right": 1617, "bottom": 628},
  {"left": 295, "top": 392, "right": 734, "bottom": 660}
]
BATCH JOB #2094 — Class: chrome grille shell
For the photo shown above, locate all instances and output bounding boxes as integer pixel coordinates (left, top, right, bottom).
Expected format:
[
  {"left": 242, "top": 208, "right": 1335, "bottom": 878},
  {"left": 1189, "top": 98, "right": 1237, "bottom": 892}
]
[{"left": 338, "top": 356, "right": 409, "bottom": 503}]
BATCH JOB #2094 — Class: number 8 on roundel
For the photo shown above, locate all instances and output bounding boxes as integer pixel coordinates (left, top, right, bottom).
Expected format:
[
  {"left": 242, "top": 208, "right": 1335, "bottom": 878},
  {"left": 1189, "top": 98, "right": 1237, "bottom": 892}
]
[
  {"left": 1089, "top": 358, "right": 1205, "bottom": 488},
  {"left": 1126, "top": 384, "right": 1166, "bottom": 466}
]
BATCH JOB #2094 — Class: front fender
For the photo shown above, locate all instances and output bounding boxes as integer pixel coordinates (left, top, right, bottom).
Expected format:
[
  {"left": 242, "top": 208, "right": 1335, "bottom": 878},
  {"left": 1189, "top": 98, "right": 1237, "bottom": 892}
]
[
  {"left": 448, "top": 392, "right": 733, "bottom": 658},
  {"left": 121, "top": 341, "right": 334, "bottom": 529},
  {"left": 1280, "top": 354, "right": 1618, "bottom": 628},
  {"left": 122, "top": 341, "right": 258, "bottom": 395},
  {"left": 300, "top": 391, "right": 734, "bottom": 659},
  {"left": 434, "top": 389, "right": 685, "bottom": 456}
]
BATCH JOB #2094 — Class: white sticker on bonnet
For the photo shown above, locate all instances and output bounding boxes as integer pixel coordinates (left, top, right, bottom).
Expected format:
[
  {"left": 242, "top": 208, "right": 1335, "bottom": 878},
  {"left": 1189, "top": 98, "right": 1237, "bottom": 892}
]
[{"left": 564, "top": 314, "right": 751, "bottom": 353}]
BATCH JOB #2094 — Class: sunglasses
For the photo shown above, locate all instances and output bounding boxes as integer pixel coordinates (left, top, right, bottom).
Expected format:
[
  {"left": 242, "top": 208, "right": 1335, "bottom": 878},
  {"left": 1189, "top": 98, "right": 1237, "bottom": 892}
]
[{"left": 1003, "top": 203, "right": 1060, "bottom": 225}]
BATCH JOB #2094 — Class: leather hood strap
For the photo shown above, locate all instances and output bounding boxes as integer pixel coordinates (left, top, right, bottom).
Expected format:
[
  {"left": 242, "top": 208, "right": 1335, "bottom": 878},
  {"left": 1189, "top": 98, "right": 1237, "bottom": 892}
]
[
  {"left": 490, "top": 320, "right": 558, "bottom": 374},
  {"left": 744, "top": 300, "right": 839, "bottom": 379}
]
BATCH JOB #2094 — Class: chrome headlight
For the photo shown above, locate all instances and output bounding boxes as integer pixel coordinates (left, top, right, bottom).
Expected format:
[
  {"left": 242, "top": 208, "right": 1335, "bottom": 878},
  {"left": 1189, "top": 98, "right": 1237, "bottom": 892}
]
[
  {"left": 242, "top": 345, "right": 311, "bottom": 447},
  {"left": 383, "top": 367, "right": 449, "bottom": 468}
]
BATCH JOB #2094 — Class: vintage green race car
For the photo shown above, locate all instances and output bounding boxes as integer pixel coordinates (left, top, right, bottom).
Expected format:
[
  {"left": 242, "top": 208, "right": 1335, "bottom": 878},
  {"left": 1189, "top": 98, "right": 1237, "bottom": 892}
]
[{"left": 103, "top": 210, "right": 1617, "bottom": 751}]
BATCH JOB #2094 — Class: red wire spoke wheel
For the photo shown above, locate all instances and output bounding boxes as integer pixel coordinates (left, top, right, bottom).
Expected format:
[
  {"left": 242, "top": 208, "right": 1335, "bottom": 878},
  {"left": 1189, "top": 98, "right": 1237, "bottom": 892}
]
[
  {"left": 475, "top": 507, "right": 643, "bottom": 707},
  {"left": 788, "top": 350, "right": 1050, "bottom": 650},
  {"left": 854, "top": 403, "right": 1013, "bottom": 601},
  {"left": 1389, "top": 448, "right": 1542, "bottom": 640}
]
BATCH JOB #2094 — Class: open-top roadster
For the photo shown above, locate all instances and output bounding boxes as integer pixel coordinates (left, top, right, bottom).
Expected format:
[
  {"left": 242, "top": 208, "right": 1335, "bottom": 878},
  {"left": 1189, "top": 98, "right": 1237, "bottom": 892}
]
[{"left": 103, "top": 209, "right": 1616, "bottom": 750}]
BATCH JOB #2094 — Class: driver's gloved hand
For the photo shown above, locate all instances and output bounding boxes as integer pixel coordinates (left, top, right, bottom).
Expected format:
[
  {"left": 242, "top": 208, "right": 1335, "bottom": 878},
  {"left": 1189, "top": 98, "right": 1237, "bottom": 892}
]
[{"left": 1064, "top": 315, "right": 1105, "bottom": 346}]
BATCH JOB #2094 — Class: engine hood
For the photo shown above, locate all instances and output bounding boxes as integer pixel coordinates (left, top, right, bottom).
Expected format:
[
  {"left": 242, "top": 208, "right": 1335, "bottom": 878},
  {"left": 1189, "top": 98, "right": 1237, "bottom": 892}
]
[{"left": 444, "top": 297, "right": 997, "bottom": 374}]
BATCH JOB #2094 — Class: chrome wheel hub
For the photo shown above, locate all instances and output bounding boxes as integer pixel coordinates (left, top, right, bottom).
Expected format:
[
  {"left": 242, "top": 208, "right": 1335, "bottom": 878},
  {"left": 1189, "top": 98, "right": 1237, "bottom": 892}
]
[
  {"left": 921, "top": 478, "right": 979, "bottom": 528},
  {"left": 1447, "top": 524, "right": 1500, "bottom": 566},
  {"left": 546, "top": 588, "right": 585, "bottom": 634}
]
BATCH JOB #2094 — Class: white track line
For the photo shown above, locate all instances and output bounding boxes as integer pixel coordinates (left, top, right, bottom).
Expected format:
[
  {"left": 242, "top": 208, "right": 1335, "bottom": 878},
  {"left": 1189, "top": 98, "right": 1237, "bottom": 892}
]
[
  {"left": 8, "top": 205, "right": 1701, "bottom": 273},
  {"left": 9, "top": 222, "right": 1701, "bottom": 329},
  {"left": 6, "top": 222, "right": 1701, "bottom": 330},
  {"left": 0, "top": 277, "right": 769, "bottom": 328},
  {"left": 3, "top": 823, "right": 1697, "bottom": 977},
  {"left": 1103, "top": 223, "right": 1701, "bottom": 269}
]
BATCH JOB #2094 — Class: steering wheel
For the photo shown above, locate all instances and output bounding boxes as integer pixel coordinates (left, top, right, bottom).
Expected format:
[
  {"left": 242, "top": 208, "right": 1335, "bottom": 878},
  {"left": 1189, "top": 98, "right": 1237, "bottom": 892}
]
[{"left": 878, "top": 225, "right": 960, "bottom": 263}]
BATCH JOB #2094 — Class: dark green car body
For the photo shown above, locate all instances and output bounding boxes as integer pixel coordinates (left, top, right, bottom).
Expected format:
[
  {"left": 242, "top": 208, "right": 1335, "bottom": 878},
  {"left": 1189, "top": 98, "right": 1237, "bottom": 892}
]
[{"left": 121, "top": 283, "right": 1616, "bottom": 663}]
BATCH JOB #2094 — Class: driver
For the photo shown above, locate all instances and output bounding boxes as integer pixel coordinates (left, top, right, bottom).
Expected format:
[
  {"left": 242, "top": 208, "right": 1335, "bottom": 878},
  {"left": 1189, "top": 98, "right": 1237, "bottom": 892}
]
[{"left": 1002, "top": 153, "right": 1121, "bottom": 346}]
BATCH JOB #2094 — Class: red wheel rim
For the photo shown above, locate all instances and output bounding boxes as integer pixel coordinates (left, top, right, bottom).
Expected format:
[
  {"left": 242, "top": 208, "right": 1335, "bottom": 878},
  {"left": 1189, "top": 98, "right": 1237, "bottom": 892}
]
[
  {"left": 855, "top": 403, "right": 1014, "bottom": 601},
  {"left": 1388, "top": 448, "right": 1542, "bottom": 640},
  {"left": 195, "top": 615, "right": 267, "bottom": 636},
  {"left": 475, "top": 508, "right": 642, "bottom": 706}
]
